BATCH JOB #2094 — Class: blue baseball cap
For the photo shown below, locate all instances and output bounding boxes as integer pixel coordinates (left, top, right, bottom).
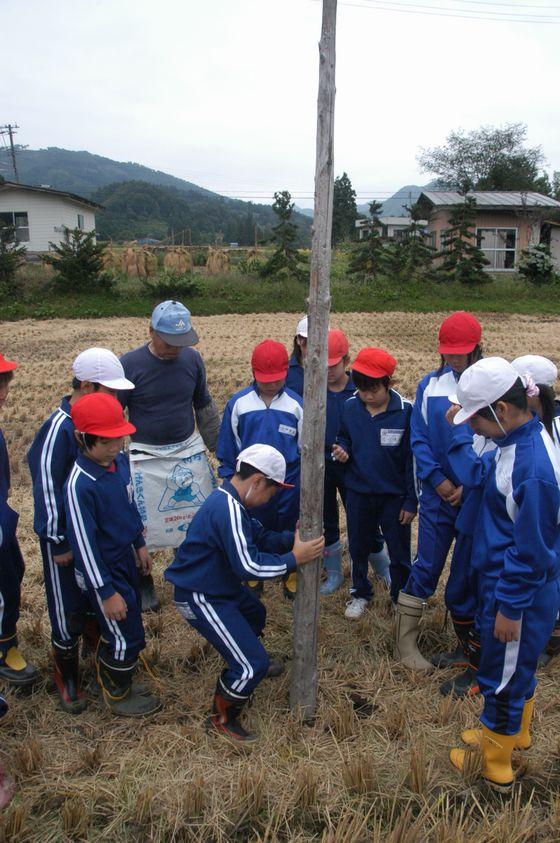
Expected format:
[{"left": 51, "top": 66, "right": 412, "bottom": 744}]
[{"left": 151, "top": 300, "right": 199, "bottom": 347}]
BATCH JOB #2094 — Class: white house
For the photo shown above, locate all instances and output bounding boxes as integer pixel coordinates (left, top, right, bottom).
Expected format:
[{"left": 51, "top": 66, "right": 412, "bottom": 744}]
[
  {"left": 0, "top": 181, "right": 101, "bottom": 255},
  {"left": 355, "top": 215, "right": 428, "bottom": 240}
]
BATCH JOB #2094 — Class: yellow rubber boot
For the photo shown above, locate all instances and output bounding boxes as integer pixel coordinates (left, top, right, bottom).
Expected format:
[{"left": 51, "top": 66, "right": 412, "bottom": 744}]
[
  {"left": 0, "top": 635, "right": 40, "bottom": 689},
  {"left": 451, "top": 725, "right": 516, "bottom": 791},
  {"left": 283, "top": 572, "right": 297, "bottom": 601},
  {"left": 461, "top": 695, "right": 535, "bottom": 750}
]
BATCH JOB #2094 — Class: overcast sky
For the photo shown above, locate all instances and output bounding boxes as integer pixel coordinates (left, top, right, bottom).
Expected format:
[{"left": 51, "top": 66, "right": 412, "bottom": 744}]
[{"left": 3, "top": 0, "right": 560, "bottom": 206}]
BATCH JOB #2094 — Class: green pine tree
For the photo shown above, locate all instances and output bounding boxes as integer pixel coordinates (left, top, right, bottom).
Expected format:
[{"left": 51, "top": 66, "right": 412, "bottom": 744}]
[
  {"left": 260, "top": 191, "right": 307, "bottom": 281},
  {"left": 332, "top": 172, "right": 358, "bottom": 244},
  {"left": 437, "top": 197, "right": 489, "bottom": 284},
  {"left": 349, "top": 200, "right": 385, "bottom": 278},
  {"left": 0, "top": 224, "right": 26, "bottom": 296},
  {"left": 43, "top": 227, "right": 113, "bottom": 292}
]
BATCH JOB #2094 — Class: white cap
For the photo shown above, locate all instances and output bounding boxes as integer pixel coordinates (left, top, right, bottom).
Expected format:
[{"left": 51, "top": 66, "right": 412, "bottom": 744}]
[
  {"left": 72, "top": 348, "right": 135, "bottom": 390},
  {"left": 235, "top": 444, "right": 294, "bottom": 488},
  {"left": 296, "top": 316, "right": 308, "bottom": 338},
  {"left": 511, "top": 355, "right": 558, "bottom": 388},
  {"left": 450, "top": 357, "right": 520, "bottom": 424}
]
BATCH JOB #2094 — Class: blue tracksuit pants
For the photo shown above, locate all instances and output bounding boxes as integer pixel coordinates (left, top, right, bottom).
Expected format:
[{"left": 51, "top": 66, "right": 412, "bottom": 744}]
[
  {"left": 175, "top": 586, "right": 269, "bottom": 700},
  {"left": 323, "top": 460, "right": 384, "bottom": 553},
  {"left": 346, "top": 490, "right": 411, "bottom": 603},
  {"left": 0, "top": 506, "right": 24, "bottom": 639},
  {"left": 477, "top": 574, "right": 560, "bottom": 735},
  {"left": 444, "top": 532, "right": 478, "bottom": 620},
  {"left": 404, "top": 491, "right": 458, "bottom": 599},
  {"left": 40, "top": 539, "right": 91, "bottom": 648},
  {"left": 77, "top": 549, "right": 145, "bottom": 663}
]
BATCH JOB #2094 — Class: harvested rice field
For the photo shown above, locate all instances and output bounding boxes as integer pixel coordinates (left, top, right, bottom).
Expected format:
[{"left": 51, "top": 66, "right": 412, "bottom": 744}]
[{"left": 2, "top": 312, "right": 560, "bottom": 842}]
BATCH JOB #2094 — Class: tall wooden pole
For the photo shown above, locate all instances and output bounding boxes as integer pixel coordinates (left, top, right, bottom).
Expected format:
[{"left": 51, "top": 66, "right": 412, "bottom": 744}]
[{"left": 290, "top": 0, "right": 337, "bottom": 720}]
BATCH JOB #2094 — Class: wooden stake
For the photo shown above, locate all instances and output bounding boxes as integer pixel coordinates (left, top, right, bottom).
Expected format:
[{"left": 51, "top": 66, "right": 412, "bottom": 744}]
[{"left": 290, "top": 0, "right": 337, "bottom": 720}]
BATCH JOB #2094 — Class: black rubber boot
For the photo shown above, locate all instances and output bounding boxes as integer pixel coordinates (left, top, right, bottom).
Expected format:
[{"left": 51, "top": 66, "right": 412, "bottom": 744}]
[
  {"left": 431, "top": 616, "right": 473, "bottom": 669},
  {"left": 97, "top": 646, "right": 161, "bottom": 717},
  {"left": 0, "top": 634, "right": 40, "bottom": 689},
  {"left": 206, "top": 680, "right": 256, "bottom": 742},
  {"left": 81, "top": 612, "right": 101, "bottom": 658},
  {"left": 440, "top": 626, "right": 480, "bottom": 698},
  {"left": 53, "top": 641, "right": 87, "bottom": 714},
  {"left": 266, "top": 655, "right": 284, "bottom": 678},
  {"left": 139, "top": 573, "right": 160, "bottom": 613}
]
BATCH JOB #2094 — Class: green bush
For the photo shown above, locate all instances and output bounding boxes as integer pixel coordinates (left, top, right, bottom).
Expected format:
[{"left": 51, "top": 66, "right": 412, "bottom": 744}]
[
  {"left": 42, "top": 228, "right": 115, "bottom": 293},
  {"left": 0, "top": 226, "right": 26, "bottom": 298},
  {"left": 518, "top": 244, "right": 555, "bottom": 285},
  {"left": 141, "top": 270, "right": 201, "bottom": 299}
]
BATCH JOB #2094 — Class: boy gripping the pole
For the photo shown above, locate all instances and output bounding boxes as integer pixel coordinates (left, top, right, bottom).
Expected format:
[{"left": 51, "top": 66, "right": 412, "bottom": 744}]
[
  {"left": 0, "top": 353, "right": 39, "bottom": 690},
  {"left": 333, "top": 348, "right": 416, "bottom": 618},
  {"left": 165, "top": 444, "right": 324, "bottom": 742},
  {"left": 216, "top": 340, "right": 303, "bottom": 600},
  {"left": 63, "top": 393, "right": 160, "bottom": 717},
  {"left": 27, "top": 348, "right": 135, "bottom": 713}
]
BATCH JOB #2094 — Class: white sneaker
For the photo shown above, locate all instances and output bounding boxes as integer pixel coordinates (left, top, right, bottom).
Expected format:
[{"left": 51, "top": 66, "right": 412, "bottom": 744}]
[{"left": 344, "top": 597, "right": 368, "bottom": 619}]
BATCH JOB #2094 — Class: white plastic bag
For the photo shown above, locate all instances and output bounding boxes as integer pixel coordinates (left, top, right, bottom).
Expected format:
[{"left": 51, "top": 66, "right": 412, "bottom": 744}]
[{"left": 129, "top": 432, "right": 217, "bottom": 550}]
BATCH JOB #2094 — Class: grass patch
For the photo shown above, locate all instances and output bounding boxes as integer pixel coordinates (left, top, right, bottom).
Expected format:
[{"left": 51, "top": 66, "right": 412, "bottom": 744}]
[{"left": 4, "top": 260, "right": 559, "bottom": 321}]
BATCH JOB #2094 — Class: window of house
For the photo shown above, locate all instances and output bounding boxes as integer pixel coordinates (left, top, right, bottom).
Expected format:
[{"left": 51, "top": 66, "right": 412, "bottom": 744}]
[
  {"left": 476, "top": 228, "right": 517, "bottom": 270},
  {"left": 77, "top": 213, "right": 84, "bottom": 230},
  {"left": 0, "top": 210, "right": 29, "bottom": 242},
  {"left": 440, "top": 229, "right": 449, "bottom": 251}
]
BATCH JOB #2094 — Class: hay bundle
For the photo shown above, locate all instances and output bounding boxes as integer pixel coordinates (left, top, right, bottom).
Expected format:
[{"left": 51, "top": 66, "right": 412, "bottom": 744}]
[
  {"left": 135, "top": 249, "right": 147, "bottom": 279},
  {"left": 205, "top": 248, "right": 230, "bottom": 275},
  {"left": 245, "top": 247, "right": 263, "bottom": 266},
  {"left": 102, "top": 247, "right": 119, "bottom": 272},
  {"left": 144, "top": 250, "right": 158, "bottom": 277},
  {"left": 122, "top": 247, "right": 140, "bottom": 277},
  {"left": 163, "top": 248, "right": 192, "bottom": 274}
]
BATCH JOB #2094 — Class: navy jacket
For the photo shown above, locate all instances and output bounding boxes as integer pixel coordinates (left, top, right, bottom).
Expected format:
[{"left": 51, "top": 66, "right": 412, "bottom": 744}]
[
  {"left": 336, "top": 389, "right": 417, "bottom": 511},
  {"left": 63, "top": 452, "right": 146, "bottom": 600},
  {"left": 165, "top": 479, "right": 296, "bottom": 598},
  {"left": 216, "top": 384, "right": 303, "bottom": 481},
  {"left": 325, "top": 375, "right": 355, "bottom": 455},
  {"left": 449, "top": 415, "right": 560, "bottom": 620},
  {"left": 285, "top": 354, "right": 304, "bottom": 398},
  {"left": 27, "top": 396, "right": 76, "bottom": 553}
]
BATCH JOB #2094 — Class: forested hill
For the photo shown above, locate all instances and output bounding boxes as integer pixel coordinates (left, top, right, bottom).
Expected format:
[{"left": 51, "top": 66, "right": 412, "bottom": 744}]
[
  {"left": 92, "top": 181, "right": 312, "bottom": 245},
  {"left": 0, "top": 147, "right": 312, "bottom": 245}
]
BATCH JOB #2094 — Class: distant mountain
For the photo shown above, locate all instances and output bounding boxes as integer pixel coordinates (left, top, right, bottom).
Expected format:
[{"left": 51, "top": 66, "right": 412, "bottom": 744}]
[
  {"left": 0, "top": 147, "right": 312, "bottom": 245},
  {"left": 357, "top": 184, "right": 429, "bottom": 218}
]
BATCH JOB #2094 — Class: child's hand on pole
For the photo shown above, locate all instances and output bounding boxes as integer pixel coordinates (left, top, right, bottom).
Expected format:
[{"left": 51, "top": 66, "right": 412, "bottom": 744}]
[
  {"left": 293, "top": 530, "right": 325, "bottom": 565},
  {"left": 136, "top": 546, "right": 153, "bottom": 575},
  {"left": 103, "top": 593, "right": 128, "bottom": 621},
  {"left": 493, "top": 611, "right": 521, "bottom": 643},
  {"left": 331, "top": 444, "right": 348, "bottom": 463}
]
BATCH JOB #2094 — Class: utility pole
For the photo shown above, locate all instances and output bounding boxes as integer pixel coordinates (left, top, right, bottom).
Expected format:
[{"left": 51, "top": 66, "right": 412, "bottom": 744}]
[
  {"left": 254, "top": 223, "right": 258, "bottom": 248},
  {"left": 290, "top": 0, "right": 337, "bottom": 721},
  {"left": 0, "top": 124, "right": 20, "bottom": 182}
]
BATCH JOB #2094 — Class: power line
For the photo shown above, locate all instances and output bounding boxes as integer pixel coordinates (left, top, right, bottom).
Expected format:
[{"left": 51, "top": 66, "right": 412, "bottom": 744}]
[
  {"left": 448, "top": 0, "right": 560, "bottom": 8},
  {"left": 362, "top": 0, "right": 560, "bottom": 16},
  {"left": 337, "top": 0, "right": 560, "bottom": 22}
]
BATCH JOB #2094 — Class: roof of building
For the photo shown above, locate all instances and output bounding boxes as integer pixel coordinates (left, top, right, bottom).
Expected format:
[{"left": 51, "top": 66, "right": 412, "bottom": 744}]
[
  {"left": 419, "top": 190, "right": 560, "bottom": 210},
  {"left": 0, "top": 181, "right": 102, "bottom": 210}
]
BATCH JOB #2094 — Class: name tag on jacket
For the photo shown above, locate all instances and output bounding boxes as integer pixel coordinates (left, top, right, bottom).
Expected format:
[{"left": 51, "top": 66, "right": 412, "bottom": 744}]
[
  {"left": 278, "top": 424, "right": 297, "bottom": 436},
  {"left": 380, "top": 428, "right": 404, "bottom": 446}
]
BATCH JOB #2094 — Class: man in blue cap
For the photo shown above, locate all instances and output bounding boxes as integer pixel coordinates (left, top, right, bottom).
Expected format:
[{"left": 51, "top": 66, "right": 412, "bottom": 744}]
[{"left": 120, "top": 300, "right": 221, "bottom": 610}]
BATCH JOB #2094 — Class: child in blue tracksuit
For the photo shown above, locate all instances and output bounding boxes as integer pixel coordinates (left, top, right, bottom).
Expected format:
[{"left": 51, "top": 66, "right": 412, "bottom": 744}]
[
  {"left": 216, "top": 339, "right": 303, "bottom": 599},
  {"left": 333, "top": 347, "right": 417, "bottom": 618},
  {"left": 63, "top": 393, "right": 160, "bottom": 718},
  {"left": 165, "top": 444, "right": 323, "bottom": 742},
  {"left": 0, "top": 353, "right": 39, "bottom": 691},
  {"left": 395, "top": 311, "right": 483, "bottom": 672},
  {"left": 285, "top": 315, "right": 307, "bottom": 398},
  {"left": 27, "top": 347, "right": 135, "bottom": 712},
  {"left": 447, "top": 358, "right": 560, "bottom": 791}
]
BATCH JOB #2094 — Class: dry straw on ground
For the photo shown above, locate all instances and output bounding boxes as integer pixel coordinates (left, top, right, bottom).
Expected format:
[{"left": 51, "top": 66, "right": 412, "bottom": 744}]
[{"left": 1, "top": 312, "right": 560, "bottom": 841}]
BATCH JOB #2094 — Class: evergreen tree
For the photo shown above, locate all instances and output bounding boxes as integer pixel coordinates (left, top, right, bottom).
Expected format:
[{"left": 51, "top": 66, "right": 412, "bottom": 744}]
[
  {"left": 332, "top": 172, "right": 357, "bottom": 244},
  {"left": 437, "top": 197, "right": 489, "bottom": 284},
  {"left": 349, "top": 200, "right": 385, "bottom": 278},
  {"left": 43, "top": 227, "right": 113, "bottom": 292},
  {"left": 399, "top": 202, "right": 436, "bottom": 278},
  {"left": 260, "top": 191, "right": 307, "bottom": 281},
  {"left": 0, "top": 224, "right": 26, "bottom": 296}
]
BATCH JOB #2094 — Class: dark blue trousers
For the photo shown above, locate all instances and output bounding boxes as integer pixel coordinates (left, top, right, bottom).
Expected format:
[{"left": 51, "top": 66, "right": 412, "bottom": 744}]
[
  {"left": 346, "top": 490, "right": 412, "bottom": 603},
  {"left": 40, "top": 539, "right": 91, "bottom": 648},
  {"left": 0, "top": 505, "right": 24, "bottom": 639},
  {"left": 444, "top": 532, "right": 478, "bottom": 620},
  {"left": 175, "top": 586, "right": 269, "bottom": 700},
  {"left": 77, "top": 549, "right": 145, "bottom": 663},
  {"left": 478, "top": 574, "right": 560, "bottom": 735},
  {"left": 405, "top": 491, "right": 458, "bottom": 598},
  {"left": 323, "top": 460, "right": 384, "bottom": 553}
]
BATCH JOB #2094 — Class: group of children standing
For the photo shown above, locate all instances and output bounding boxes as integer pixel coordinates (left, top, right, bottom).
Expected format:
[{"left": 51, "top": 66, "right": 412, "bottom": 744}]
[{"left": 1, "top": 308, "right": 559, "bottom": 795}]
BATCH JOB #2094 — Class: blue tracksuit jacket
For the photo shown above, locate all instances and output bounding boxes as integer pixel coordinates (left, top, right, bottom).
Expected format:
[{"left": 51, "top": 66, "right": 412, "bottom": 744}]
[
  {"left": 216, "top": 383, "right": 303, "bottom": 484},
  {"left": 64, "top": 452, "right": 146, "bottom": 601},
  {"left": 411, "top": 365, "right": 467, "bottom": 493},
  {"left": 165, "top": 479, "right": 296, "bottom": 599},
  {"left": 27, "top": 397, "right": 76, "bottom": 555},
  {"left": 285, "top": 355, "right": 304, "bottom": 398},
  {"left": 336, "top": 389, "right": 417, "bottom": 511},
  {"left": 325, "top": 376, "right": 355, "bottom": 455}
]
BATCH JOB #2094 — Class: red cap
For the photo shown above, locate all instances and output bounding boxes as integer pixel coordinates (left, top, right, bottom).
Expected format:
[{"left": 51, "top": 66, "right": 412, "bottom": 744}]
[
  {"left": 351, "top": 347, "right": 397, "bottom": 379},
  {"left": 327, "top": 329, "right": 349, "bottom": 367},
  {"left": 438, "top": 311, "right": 481, "bottom": 355},
  {"left": 71, "top": 393, "right": 136, "bottom": 438},
  {"left": 0, "top": 353, "right": 17, "bottom": 374},
  {"left": 251, "top": 340, "right": 289, "bottom": 383}
]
